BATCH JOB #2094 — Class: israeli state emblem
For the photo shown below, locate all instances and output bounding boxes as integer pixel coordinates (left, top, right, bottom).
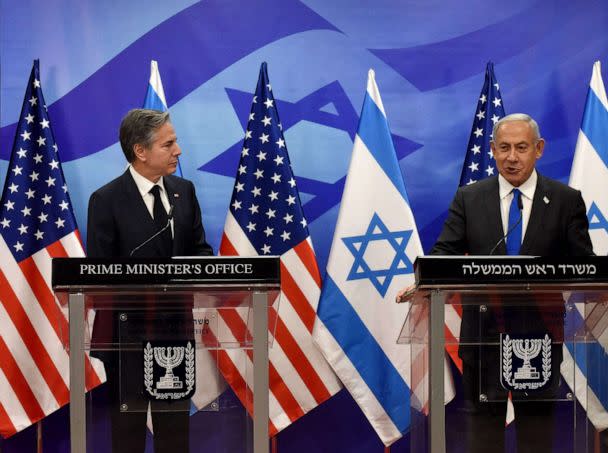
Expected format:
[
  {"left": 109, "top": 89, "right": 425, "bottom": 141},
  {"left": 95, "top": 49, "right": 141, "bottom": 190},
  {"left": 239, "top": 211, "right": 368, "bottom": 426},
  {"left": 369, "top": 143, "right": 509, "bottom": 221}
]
[
  {"left": 500, "top": 334, "right": 552, "bottom": 391},
  {"left": 143, "top": 341, "right": 196, "bottom": 400}
]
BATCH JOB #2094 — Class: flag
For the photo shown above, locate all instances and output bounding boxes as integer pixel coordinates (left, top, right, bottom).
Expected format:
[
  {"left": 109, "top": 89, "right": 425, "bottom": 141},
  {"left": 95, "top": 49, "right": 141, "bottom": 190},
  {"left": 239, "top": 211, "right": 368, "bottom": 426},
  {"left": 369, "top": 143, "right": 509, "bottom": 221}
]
[
  {"left": 565, "top": 60, "right": 608, "bottom": 431},
  {"left": 0, "top": 60, "right": 105, "bottom": 438},
  {"left": 142, "top": 60, "right": 183, "bottom": 177},
  {"left": 445, "top": 62, "right": 507, "bottom": 373},
  {"left": 217, "top": 62, "right": 341, "bottom": 435},
  {"left": 313, "top": 69, "right": 454, "bottom": 446}
]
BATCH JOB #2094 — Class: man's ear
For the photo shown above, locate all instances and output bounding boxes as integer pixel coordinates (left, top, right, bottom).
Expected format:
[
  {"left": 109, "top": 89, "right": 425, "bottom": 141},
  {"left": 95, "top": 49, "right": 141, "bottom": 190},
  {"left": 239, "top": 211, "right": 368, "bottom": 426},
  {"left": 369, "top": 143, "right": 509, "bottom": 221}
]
[
  {"left": 133, "top": 143, "right": 146, "bottom": 162},
  {"left": 535, "top": 139, "right": 545, "bottom": 159}
]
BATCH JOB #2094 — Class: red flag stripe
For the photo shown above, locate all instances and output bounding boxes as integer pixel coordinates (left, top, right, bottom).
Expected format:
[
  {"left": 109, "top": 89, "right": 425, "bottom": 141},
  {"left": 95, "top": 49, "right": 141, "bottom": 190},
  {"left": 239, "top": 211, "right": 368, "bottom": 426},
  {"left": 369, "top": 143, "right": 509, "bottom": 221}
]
[
  {"left": 0, "top": 270, "right": 69, "bottom": 405},
  {"left": 270, "top": 304, "right": 331, "bottom": 403},
  {"left": 18, "top": 258, "right": 68, "bottom": 348},
  {"left": 0, "top": 400, "right": 17, "bottom": 439},
  {"left": 219, "top": 233, "right": 238, "bottom": 256},
  {"left": 218, "top": 308, "right": 305, "bottom": 422},
  {"left": 279, "top": 262, "right": 316, "bottom": 333},
  {"left": 0, "top": 336, "right": 45, "bottom": 425},
  {"left": 293, "top": 240, "right": 321, "bottom": 288}
]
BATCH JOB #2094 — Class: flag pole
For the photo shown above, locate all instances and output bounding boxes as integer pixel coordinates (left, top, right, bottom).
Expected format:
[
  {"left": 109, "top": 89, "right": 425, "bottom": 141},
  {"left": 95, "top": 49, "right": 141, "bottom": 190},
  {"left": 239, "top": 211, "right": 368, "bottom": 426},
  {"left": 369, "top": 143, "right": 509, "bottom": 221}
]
[{"left": 36, "top": 420, "right": 42, "bottom": 453}]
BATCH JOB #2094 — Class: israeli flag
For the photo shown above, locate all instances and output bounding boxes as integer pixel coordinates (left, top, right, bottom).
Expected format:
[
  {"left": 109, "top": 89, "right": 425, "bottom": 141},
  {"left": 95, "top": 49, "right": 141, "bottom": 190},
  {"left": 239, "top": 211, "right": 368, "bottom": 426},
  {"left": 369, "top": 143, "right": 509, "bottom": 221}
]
[
  {"left": 314, "top": 70, "right": 453, "bottom": 445},
  {"left": 143, "top": 60, "right": 183, "bottom": 176},
  {"left": 564, "top": 60, "right": 608, "bottom": 431}
]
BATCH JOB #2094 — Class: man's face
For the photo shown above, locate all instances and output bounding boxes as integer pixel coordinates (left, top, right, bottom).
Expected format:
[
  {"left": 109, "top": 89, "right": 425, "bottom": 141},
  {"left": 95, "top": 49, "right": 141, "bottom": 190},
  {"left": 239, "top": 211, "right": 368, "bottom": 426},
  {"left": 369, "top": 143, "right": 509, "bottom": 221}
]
[
  {"left": 491, "top": 120, "right": 544, "bottom": 187},
  {"left": 134, "top": 122, "right": 181, "bottom": 181}
]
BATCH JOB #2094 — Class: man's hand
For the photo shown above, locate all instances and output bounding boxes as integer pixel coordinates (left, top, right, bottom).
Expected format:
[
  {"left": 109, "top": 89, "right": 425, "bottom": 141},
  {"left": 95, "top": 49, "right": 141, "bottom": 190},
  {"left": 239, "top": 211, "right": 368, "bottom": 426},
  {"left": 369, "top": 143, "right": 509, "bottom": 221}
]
[{"left": 396, "top": 284, "right": 417, "bottom": 303}]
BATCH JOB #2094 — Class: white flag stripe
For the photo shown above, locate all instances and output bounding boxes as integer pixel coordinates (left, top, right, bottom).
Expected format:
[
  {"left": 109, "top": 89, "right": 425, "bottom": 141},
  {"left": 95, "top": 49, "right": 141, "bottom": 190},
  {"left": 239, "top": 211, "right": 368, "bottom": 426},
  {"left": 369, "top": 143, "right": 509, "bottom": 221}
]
[
  {"left": 0, "top": 302, "right": 58, "bottom": 411},
  {"left": 223, "top": 212, "right": 258, "bottom": 256},
  {"left": 282, "top": 248, "right": 321, "bottom": 306},
  {"left": 445, "top": 305, "right": 461, "bottom": 339},
  {"left": 0, "top": 236, "right": 70, "bottom": 385},
  {"left": 149, "top": 60, "right": 167, "bottom": 107},
  {"left": 59, "top": 232, "right": 85, "bottom": 257},
  {"left": 0, "top": 368, "right": 29, "bottom": 432}
]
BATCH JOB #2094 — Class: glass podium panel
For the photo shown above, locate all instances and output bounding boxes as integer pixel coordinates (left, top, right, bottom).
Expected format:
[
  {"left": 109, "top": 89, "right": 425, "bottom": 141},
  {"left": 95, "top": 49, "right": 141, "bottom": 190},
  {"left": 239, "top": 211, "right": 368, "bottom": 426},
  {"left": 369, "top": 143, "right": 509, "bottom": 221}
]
[
  {"left": 52, "top": 256, "right": 280, "bottom": 453},
  {"left": 398, "top": 256, "right": 608, "bottom": 453}
]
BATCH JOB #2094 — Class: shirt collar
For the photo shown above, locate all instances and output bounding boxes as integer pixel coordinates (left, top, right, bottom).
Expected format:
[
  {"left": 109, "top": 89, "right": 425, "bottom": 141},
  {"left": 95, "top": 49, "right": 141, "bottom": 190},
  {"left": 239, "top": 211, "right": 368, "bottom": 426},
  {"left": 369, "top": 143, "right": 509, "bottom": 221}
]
[
  {"left": 129, "top": 165, "right": 166, "bottom": 197},
  {"left": 498, "top": 169, "right": 537, "bottom": 200}
]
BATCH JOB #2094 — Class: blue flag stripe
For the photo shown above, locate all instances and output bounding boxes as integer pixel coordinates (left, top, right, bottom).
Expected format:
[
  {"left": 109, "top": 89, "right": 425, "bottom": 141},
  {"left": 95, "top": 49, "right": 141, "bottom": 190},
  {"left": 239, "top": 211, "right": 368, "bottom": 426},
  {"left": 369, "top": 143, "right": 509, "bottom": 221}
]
[
  {"left": 143, "top": 87, "right": 167, "bottom": 111},
  {"left": 357, "top": 94, "right": 408, "bottom": 201},
  {"left": 318, "top": 275, "right": 411, "bottom": 431},
  {"left": 580, "top": 88, "right": 608, "bottom": 168}
]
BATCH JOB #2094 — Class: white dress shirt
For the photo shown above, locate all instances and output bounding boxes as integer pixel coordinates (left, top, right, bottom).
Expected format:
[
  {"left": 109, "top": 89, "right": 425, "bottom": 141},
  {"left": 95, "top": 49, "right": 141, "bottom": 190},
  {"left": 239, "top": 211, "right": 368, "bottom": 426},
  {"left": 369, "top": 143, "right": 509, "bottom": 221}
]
[
  {"left": 129, "top": 165, "right": 174, "bottom": 236},
  {"left": 498, "top": 170, "right": 537, "bottom": 245}
]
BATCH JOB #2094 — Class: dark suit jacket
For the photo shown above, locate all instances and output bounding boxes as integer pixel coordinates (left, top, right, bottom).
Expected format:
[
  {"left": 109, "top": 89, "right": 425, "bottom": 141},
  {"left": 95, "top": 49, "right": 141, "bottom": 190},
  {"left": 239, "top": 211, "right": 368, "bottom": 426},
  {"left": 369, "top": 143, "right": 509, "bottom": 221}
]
[
  {"left": 431, "top": 173, "right": 593, "bottom": 399},
  {"left": 87, "top": 170, "right": 213, "bottom": 258},
  {"left": 87, "top": 170, "right": 214, "bottom": 349},
  {"left": 431, "top": 173, "right": 593, "bottom": 257}
]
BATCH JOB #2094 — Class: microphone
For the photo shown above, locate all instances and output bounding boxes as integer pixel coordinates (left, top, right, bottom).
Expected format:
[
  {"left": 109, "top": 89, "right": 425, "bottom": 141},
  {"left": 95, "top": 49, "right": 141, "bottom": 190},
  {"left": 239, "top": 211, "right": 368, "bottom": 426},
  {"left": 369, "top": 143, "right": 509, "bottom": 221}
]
[
  {"left": 488, "top": 193, "right": 523, "bottom": 255},
  {"left": 129, "top": 205, "right": 174, "bottom": 257}
]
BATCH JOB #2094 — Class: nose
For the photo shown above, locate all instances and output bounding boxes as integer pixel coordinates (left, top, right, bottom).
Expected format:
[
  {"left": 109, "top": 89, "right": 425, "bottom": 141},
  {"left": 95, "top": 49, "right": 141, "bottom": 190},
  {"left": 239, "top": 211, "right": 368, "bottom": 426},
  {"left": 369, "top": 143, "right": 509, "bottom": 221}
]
[
  {"left": 173, "top": 143, "right": 182, "bottom": 157},
  {"left": 506, "top": 148, "right": 518, "bottom": 161}
]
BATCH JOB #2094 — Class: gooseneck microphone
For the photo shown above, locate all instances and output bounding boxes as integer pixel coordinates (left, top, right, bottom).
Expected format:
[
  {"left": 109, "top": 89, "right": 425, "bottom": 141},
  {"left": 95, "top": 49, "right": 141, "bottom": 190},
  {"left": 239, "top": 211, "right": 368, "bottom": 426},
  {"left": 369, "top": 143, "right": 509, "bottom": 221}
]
[
  {"left": 488, "top": 194, "right": 523, "bottom": 255},
  {"left": 129, "top": 205, "right": 174, "bottom": 257}
]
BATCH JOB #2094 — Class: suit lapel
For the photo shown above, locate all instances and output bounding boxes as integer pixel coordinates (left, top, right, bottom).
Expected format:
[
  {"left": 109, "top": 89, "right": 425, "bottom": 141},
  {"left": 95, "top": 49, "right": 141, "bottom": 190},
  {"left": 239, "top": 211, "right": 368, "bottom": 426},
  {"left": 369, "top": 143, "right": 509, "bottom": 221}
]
[
  {"left": 484, "top": 178, "right": 506, "bottom": 254},
  {"left": 164, "top": 177, "right": 182, "bottom": 256},
  {"left": 122, "top": 170, "right": 164, "bottom": 256},
  {"left": 521, "top": 174, "right": 550, "bottom": 255}
]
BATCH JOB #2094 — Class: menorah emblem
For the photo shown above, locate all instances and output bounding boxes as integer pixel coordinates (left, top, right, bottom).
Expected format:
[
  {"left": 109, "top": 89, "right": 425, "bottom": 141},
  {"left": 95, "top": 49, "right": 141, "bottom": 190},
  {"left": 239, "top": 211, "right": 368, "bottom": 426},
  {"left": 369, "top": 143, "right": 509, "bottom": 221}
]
[
  {"left": 512, "top": 338, "right": 542, "bottom": 380},
  {"left": 154, "top": 346, "right": 185, "bottom": 389},
  {"left": 500, "top": 334, "right": 552, "bottom": 391},
  {"left": 144, "top": 341, "right": 196, "bottom": 400}
]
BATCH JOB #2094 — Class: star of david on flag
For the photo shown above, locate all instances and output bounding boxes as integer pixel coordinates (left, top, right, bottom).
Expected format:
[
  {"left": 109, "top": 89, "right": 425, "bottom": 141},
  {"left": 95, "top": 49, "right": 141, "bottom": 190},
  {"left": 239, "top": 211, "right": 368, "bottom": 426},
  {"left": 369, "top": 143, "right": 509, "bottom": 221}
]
[
  {"left": 314, "top": 69, "right": 454, "bottom": 446},
  {"left": 343, "top": 213, "right": 413, "bottom": 297}
]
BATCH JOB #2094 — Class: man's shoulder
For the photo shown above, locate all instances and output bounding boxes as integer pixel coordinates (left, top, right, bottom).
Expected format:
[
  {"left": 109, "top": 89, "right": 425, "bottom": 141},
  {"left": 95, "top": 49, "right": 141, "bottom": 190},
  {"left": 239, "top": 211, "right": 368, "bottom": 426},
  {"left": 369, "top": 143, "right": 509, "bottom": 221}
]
[
  {"left": 537, "top": 173, "right": 580, "bottom": 197},
  {"left": 457, "top": 176, "right": 498, "bottom": 196},
  {"left": 165, "top": 174, "right": 193, "bottom": 188}
]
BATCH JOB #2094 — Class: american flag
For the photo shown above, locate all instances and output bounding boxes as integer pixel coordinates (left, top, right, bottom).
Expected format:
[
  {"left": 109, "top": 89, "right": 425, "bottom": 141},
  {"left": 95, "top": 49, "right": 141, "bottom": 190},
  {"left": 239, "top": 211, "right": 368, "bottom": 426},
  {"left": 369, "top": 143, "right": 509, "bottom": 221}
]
[
  {"left": 446, "top": 62, "right": 506, "bottom": 373},
  {"left": 459, "top": 61, "right": 505, "bottom": 186},
  {"left": 0, "top": 60, "right": 105, "bottom": 438},
  {"left": 218, "top": 62, "right": 341, "bottom": 435}
]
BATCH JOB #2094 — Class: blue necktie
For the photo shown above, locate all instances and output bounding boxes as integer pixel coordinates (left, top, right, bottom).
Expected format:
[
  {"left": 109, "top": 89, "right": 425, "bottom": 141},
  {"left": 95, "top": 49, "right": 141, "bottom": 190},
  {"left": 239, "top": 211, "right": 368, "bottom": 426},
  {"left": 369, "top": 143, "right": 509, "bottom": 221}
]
[{"left": 506, "top": 188, "right": 522, "bottom": 255}]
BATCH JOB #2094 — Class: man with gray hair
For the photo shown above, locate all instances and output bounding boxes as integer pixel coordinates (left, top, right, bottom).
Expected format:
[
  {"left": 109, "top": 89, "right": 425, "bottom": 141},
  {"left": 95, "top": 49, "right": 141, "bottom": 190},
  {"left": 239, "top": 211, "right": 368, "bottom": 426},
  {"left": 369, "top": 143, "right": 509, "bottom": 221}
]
[
  {"left": 87, "top": 109, "right": 213, "bottom": 453},
  {"left": 431, "top": 113, "right": 593, "bottom": 452}
]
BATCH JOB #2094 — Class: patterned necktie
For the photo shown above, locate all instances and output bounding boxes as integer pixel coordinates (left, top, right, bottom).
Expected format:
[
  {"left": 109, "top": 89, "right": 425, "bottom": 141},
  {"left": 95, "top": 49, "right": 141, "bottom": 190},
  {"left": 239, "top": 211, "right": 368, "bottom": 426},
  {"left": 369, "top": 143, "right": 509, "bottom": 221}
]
[
  {"left": 149, "top": 185, "right": 173, "bottom": 256},
  {"left": 506, "top": 188, "right": 522, "bottom": 255}
]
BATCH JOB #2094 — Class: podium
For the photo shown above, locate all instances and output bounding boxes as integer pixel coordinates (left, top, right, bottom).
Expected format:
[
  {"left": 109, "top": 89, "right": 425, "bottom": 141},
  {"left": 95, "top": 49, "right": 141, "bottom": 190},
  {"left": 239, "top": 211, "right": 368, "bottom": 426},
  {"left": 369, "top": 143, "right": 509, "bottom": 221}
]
[
  {"left": 52, "top": 256, "right": 280, "bottom": 453},
  {"left": 399, "top": 256, "right": 608, "bottom": 453}
]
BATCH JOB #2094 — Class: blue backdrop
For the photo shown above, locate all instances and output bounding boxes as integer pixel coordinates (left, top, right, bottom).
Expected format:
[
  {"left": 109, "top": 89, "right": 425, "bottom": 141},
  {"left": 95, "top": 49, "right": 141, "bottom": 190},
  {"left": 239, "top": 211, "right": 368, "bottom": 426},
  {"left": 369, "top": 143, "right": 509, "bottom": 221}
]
[{"left": 1, "top": 1, "right": 607, "bottom": 451}]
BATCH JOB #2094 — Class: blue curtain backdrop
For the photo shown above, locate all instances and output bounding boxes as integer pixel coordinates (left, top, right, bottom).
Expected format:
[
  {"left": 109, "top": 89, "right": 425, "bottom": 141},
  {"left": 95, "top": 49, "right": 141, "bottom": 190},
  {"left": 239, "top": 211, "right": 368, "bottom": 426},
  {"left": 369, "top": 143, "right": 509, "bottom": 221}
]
[{"left": 1, "top": 0, "right": 607, "bottom": 451}]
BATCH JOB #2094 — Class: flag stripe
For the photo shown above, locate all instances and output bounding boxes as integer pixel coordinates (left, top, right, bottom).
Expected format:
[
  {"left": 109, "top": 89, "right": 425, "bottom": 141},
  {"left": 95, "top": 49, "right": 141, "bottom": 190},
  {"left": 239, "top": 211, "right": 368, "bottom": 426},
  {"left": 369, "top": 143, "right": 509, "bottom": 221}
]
[
  {"left": 18, "top": 257, "right": 67, "bottom": 346},
  {"left": 279, "top": 261, "right": 316, "bottom": 333},
  {"left": 293, "top": 240, "right": 321, "bottom": 287},
  {"left": 0, "top": 369, "right": 21, "bottom": 437},
  {"left": 219, "top": 233, "right": 238, "bottom": 256},
  {"left": 318, "top": 275, "right": 409, "bottom": 430},
  {"left": 271, "top": 303, "right": 331, "bottom": 404},
  {"left": 217, "top": 308, "right": 304, "bottom": 422},
  {"left": 581, "top": 89, "right": 608, "bottom": 167},
  {"left": 0, "top": 335, "right": 45, "bottom": 423},
  {"left": 0, "top": 268, "right": 69, "bottom": 405},
  {"left": 356, "top": 98, "right": 406, "bottom": 198}
]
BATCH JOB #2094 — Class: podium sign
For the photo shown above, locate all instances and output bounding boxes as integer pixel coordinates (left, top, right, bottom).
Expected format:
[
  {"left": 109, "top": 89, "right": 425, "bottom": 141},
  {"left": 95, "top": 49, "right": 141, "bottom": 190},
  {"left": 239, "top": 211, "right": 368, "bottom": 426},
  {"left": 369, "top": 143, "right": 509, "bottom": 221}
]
[
  {"left": 53, "top": 256, "right": 280, "bottom": 453},
  {"left": 400, "top": 256, "right": 608, "bottom": 453}
]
